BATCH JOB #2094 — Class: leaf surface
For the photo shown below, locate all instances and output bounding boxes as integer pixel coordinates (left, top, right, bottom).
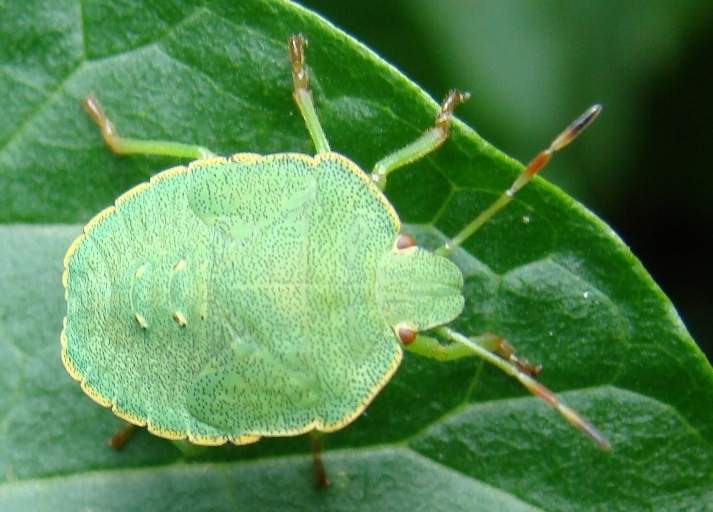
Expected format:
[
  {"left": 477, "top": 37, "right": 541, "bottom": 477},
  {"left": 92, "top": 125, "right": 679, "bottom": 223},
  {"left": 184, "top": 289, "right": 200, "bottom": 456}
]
[{"left": 0, "top": 1, "right": 712, "bottom": 510}]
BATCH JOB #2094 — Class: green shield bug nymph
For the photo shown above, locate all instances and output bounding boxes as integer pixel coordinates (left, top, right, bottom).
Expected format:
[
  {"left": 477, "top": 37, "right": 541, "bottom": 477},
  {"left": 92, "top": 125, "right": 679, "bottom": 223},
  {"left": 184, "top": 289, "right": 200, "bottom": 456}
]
[{"left": 61, "top": 34, "right": 609, "bottom": 487}]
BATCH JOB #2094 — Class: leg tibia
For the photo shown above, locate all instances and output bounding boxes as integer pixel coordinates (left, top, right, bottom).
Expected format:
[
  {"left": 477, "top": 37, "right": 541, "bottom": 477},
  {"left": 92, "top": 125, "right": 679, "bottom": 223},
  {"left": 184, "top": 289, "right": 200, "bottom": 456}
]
[
  {"left": 83, "top": 93, "right": 216, "bottom": 160},
  {"left": 309, "top": 430, "right": 329, "bottom": 488},
  {"left": 108, "top": 422, "right": 136, "bottom": 450},
  {"left": 371, "top": 90, "right": 469, "bottom": 190},
  {"left": 289, "top": 34, "right": 330, "bottom": 154},
  {"left": 108, "top": 421, "right": 208, "bottom": 456}
]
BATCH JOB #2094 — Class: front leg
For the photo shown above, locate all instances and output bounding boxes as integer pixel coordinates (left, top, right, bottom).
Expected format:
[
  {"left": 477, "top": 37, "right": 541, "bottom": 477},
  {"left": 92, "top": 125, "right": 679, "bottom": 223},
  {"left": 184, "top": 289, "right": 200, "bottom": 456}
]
[
  {"left": 404, "top": 332, "right": 539, "bottom": 376},
  {"left": 403, "top": 327, "right": 611, "bottom": 450}
]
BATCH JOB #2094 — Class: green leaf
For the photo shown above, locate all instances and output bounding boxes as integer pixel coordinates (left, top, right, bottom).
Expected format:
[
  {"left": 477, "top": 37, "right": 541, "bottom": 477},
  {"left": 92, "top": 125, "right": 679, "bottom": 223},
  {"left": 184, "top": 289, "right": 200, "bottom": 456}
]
[{"left": 1, "top": 1, "right": 712, "bottom": 511}]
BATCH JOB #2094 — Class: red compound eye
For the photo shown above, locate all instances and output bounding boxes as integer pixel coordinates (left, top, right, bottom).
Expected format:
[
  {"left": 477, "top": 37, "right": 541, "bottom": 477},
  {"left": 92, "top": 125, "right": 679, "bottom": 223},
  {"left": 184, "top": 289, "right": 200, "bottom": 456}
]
[
  {"left": 395, "top": 234, "right": 415, "bottom": 250},
  {"left": 397, "top": 326, "right": 417, "bottom": 345}
]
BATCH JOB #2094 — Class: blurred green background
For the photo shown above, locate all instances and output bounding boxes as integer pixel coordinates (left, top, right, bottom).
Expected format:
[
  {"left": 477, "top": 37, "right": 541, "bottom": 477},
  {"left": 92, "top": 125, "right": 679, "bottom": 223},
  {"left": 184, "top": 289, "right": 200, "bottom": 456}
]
[{"left": 299, "top": 0, "right": 713, "bottom": 363}]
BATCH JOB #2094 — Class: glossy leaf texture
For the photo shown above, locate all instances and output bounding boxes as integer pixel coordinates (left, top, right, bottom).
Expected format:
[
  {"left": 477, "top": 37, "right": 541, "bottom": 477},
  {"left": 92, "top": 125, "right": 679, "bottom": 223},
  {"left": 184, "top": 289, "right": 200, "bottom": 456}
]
[{"left": 1, "top": 0, "right": 712, "bottom": 510}]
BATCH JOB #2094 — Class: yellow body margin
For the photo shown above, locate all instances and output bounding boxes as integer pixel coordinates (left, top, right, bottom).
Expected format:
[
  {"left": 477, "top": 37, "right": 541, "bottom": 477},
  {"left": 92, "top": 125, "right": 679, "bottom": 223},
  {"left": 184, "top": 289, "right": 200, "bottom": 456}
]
[
  {"left": 318, "top": 346, "right": 403, "bottom": 433},
  {"left": 60, "top": 150, "right": 404, "bottom": 447}
]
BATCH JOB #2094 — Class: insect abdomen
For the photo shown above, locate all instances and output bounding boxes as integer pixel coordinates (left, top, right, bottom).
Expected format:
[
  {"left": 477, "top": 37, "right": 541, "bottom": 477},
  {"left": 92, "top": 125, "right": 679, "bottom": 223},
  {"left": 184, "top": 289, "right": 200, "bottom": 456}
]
[{"left": 62, "top": 164, "right": 230, "bottom": 440}]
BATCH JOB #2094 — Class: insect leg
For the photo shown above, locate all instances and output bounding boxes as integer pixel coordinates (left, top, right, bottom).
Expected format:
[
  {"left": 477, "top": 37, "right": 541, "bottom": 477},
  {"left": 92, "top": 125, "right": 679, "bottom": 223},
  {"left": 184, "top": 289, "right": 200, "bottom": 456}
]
[
  {"left": 171, "top": 439, "right": 208, "bottom": 457},
  {"left": 471, "top": 334, "right": 542, "bottom": 377},
  {"left": 401, "top": 333, "right": 472, "bottom": 361},
  {"left": 371, "top": 90, "right": 469, "bottom": 190},
  {"left": 107, "top": 422, "right": 136, "bottom": 450},
  {"left": 402, "top": 332, "right": 538, "bottom": 375},
  {"left": 107, "top": 421, "right": 207, "bottom": 456},
  {"left": 434, "top": 105, "right": 602, "bottom": 257},
  {"left": 420, "top": 326, "right": 611, "bottom": 451},
  {"left": 83, "top": 93, "right": 216, "bottom": 160},
  {"left": 289, "top": 34, "right": 330, "bottom": 154},
  {"left": 309, "top": 430, "right": 330, "bottom": 488}
]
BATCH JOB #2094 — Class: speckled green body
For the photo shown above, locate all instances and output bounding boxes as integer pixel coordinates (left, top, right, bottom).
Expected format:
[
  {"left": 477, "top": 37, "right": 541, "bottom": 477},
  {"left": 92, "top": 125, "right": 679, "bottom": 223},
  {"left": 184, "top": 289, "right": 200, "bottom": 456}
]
[{"left": 61, "top": 152, "right": 464, "bottom": 444}]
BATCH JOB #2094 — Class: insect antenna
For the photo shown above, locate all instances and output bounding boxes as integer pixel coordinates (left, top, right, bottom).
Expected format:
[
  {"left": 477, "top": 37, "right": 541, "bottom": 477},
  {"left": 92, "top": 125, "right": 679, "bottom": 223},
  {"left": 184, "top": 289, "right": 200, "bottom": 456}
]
[{"left": 435, "top": 104, "right": 602, "bottom": 257}]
